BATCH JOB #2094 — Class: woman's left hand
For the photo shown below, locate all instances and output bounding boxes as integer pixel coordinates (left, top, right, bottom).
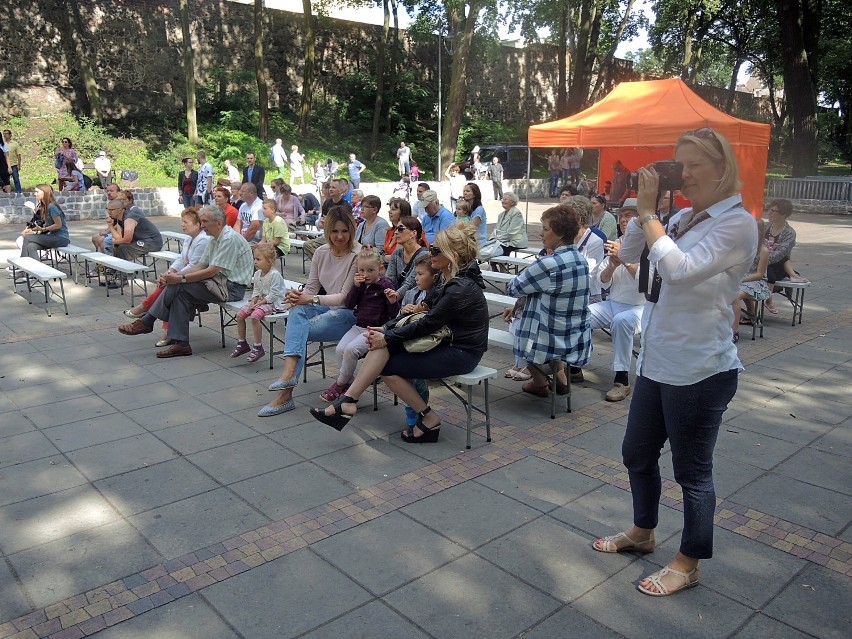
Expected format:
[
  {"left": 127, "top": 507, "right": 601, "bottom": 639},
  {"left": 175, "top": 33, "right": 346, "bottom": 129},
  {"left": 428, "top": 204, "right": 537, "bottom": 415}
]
[{"left": 366, "top": 328, "right": 387, "bottom": 350}]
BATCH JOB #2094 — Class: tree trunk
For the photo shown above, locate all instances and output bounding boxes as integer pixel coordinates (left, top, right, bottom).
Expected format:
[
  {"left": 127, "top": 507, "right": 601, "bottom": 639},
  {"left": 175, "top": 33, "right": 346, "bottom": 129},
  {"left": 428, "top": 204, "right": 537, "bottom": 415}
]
[
  {"left": 179, "top": 0, "right": 199, "bottom": 144},
  {"left": 66, "top": 0, "right": 102, "bottom": 123},
  {"left": 566, "top": 0, "right": 601, "bottom": 115},
  {"left": 370, "top": 0, "right": 391, "bottom": 160},
  {"left": 725, "top": 58, "right": 742, "bottom": 113},
  {"left": 556, "top": 1, "right": 569, "bottom": 117},
  {"left": 777, "top": 0, "right": 818, "bottom": 176},
  {"left": 298, "top": 0, "right": 316, "bottom": 135},
  {"left": 440, "top": 1, "right": 481, "bottom": 173},
  {"left": 680, "top": 12, "right": 697, "bottom": 80},
  {"left": 384, "top": 0, "right": 401, "bottom": 135},
  {"left": 591, "top": 0, "right": 636, "bottom": 99},
  {"left": 254, "top": 0, "right": 269, "bottom": 142}
]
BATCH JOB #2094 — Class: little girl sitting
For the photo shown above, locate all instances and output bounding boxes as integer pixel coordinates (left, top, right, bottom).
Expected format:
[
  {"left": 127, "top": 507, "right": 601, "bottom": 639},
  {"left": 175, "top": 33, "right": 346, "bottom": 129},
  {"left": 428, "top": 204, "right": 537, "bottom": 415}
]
[
  {"left": 394, "top": 252, "right": 440, "bottom": 432},
  {"left": 454, "top": 199, "right": 472, "bottom": 224},
  {"left": 231, "top": 245, "right": 287, "bottom": 363},
  {"left": 258, "top": 199, "right": 290, "bottom": 258},
  {"left": 320, "top": 249, "right": 400, "bottom": 401}
]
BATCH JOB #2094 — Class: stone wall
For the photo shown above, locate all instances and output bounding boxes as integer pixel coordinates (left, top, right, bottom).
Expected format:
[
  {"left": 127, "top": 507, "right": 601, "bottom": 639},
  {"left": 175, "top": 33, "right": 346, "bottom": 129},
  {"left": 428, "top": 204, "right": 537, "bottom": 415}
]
[
  {"left": 766, "top": 198, "right": 852, "bottom": 216},
  {"left": 0, "top": 189, "right": 172, "bottom": 225},
  {"left": 0, "top": 0, "right": 568, "bottom": 125}
]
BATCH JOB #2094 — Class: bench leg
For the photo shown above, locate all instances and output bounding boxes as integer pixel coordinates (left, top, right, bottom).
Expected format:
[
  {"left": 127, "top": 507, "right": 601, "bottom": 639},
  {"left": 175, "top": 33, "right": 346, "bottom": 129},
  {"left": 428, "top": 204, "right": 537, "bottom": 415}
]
[
  {"left": 484, "top": 379, "right": 492, "bottom": 443},
  {"left": 58, "top": 278, "right": 69, "bottom": 315},
  {"left": 465, "top": 383, "right": 474, "bottom": 450}
]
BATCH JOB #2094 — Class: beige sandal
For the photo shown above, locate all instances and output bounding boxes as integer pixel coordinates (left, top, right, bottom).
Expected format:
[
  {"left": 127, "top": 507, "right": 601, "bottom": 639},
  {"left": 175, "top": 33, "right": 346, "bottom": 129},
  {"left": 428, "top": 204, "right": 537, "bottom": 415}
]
[
  {"left": 637, "top": 564, "right": 700, "bottom": 597},
  {"left": 592, "top": 531, "right": 655, "bottom": 554}
]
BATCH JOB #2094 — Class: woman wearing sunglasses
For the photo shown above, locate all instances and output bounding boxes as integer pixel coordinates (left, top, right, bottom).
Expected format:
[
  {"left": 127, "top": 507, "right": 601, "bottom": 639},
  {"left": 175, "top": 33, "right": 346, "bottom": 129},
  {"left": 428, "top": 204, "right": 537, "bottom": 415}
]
[
  {"left": 593, "top": 128, "right": 757, "bottom": 597},
  {"left": 384, "top": 216, "right": 428, "bottom": 303},
  {"left": 308, "top": 223, "right": 488, "bottom": 443}
]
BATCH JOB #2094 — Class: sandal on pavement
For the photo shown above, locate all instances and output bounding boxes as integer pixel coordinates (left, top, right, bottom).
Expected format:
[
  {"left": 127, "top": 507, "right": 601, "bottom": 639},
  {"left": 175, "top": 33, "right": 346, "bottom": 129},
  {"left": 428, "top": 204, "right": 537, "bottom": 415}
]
[
  {"left": 155, "top": 338, "right": 176, "bottom": 348},
  {"left": 511, "top": 368, "right": 532, "bottom": 381},
  {"left": 765, "top": 299, "right": 779, "bottom": 315},
  {"left": 592, "top": 531, "right": 655, "bottom": 554},
  {"left": 310, "top": 395, "right": 358, "bottom": 431},
  {"left": 401, "top": 406, "right": 441, "bottom": 443},
  {"left": 124, "top": 308, "right": 145, "bottom": 319},
  {"left": 637, "top": 564, "right": 700, "bottom": 597},
  {"left": 231, "top": 341, "right": 251, "bottom": 358},
  {"left": 522, "top": 381, "right": 550, "bottom": 398}
]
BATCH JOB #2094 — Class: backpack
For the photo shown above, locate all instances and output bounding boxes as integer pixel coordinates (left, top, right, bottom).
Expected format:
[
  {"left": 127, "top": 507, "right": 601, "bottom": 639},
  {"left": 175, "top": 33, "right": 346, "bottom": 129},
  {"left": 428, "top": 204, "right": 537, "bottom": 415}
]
[{"left": 82, "top": 173, "right": 93, "bottom": 190}]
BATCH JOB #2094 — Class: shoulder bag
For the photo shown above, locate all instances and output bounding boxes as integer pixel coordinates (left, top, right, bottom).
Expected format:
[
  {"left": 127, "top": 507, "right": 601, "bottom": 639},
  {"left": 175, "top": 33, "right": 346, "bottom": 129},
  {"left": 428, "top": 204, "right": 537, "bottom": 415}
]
[{"left": 393, "top": 311, "right": 452, "bottom": 353}]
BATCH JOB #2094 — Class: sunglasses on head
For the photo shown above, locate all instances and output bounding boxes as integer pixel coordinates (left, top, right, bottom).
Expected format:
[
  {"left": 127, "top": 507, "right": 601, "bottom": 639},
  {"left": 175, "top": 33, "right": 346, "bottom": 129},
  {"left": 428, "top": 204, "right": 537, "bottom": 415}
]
[
  {"left": 686, "top": 127, "right": 723, "bottom": 149},
  {"left": 429, "top": 246, "right": 442, "bottom": 256}
]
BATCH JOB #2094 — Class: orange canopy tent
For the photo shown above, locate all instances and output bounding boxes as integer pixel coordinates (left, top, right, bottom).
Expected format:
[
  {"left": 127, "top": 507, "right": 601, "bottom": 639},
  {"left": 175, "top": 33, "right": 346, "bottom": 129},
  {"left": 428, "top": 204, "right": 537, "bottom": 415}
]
[{"left": 528, "top": 78, "right": 771, "bottom": 214}]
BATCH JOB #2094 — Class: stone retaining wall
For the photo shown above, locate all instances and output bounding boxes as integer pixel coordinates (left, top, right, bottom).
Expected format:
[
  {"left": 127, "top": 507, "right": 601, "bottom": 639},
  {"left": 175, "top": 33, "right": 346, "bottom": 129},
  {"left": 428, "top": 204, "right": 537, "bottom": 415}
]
[{"left": 767, "top": 198, "right": 852, "bottom": 216}]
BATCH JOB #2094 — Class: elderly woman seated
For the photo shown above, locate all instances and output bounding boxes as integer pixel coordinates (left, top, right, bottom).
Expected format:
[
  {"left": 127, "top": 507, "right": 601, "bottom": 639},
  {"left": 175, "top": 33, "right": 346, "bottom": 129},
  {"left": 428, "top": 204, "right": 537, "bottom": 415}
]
[
  {"left": 307, "top": 223, "right": 488, "bottom": 443},
  {"left": 505, "top": 204, "right": 592, "bottom": 397}
]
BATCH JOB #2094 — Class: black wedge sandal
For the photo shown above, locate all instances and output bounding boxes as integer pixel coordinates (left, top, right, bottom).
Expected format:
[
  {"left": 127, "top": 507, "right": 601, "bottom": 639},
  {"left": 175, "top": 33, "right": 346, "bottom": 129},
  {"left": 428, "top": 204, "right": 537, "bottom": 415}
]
[
  {"left": 400, "top": 406, "right": 441, "bottom": 443},
  {"left": 310, "top": 396, "right": 357, "bottom": 431}
]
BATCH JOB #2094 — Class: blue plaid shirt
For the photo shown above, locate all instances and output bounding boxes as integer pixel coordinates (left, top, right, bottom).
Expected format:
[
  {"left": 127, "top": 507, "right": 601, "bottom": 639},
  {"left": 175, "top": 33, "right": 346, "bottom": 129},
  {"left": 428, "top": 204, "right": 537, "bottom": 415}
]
[{"left": 506, "top": 244, "right": 592, "bottom": 366}]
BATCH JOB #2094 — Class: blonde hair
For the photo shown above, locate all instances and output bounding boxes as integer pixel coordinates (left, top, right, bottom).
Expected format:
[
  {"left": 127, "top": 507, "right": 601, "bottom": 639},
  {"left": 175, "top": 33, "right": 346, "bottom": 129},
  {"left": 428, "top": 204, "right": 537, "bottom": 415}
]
[
  {"left": 262, "top": 199, "right": 278, "bottom": 213},
  {"left": 565, "top": 195, "right": 593, "bottom": 226},
  {"left": 676, "top": 129, "right": 742, "bottom": 195},
  {"left": 455, "top": 200, "right": 471, "bottom": 216},
  {"left": 253, "top": 244, "right": 277, "bottom": 266},
  {"left": 433, "top": 222, "right": 479, "bottom": 279},
  {"left": 356, "top": 247, "right": 383, "bottom": 269}
]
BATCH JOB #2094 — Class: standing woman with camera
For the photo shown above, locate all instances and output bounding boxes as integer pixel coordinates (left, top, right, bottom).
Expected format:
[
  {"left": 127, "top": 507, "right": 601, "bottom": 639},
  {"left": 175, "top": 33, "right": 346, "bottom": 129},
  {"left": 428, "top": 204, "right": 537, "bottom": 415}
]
[{"left": 592, "top": 129, "right": 757, "bottom": 597}]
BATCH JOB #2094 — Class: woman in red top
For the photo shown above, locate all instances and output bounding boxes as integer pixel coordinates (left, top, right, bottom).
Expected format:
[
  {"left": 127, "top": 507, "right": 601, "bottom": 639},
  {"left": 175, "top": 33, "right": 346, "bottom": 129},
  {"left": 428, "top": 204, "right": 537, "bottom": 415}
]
[{"left": 213, "top": 186, "right": 240, "bottom": 231}]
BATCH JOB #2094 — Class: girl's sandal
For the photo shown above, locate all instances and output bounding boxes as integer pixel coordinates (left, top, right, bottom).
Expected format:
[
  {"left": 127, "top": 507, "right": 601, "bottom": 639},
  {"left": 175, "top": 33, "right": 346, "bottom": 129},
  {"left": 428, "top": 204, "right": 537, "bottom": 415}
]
[
  {"left": 637, "top": 565, "right": 700, "bottom": 597},
  {"left": 310, "top": 396, "right": 357, "bottom": 431}
]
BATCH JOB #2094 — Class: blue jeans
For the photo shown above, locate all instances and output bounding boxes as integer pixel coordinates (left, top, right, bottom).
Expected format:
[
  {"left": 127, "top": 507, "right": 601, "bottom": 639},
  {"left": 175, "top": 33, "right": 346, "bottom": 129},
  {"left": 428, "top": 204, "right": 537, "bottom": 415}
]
[
  {"left": 282, "top": 305, "right": 356, "bottom": 380},
  {"left": 11, "top": 166, "right": 22, "bottom": 193},
  {"left": 549, "top": 173, "right": 559, "bottom": 197},
  {"left": 622, "top": 369, "right": 738, "bottom": 559},
  {"left": 404, "top": 379, "right": 430, "bottom": 426},
  {"left": 181, "top": 194, "right": 193, "bottom": 209}
]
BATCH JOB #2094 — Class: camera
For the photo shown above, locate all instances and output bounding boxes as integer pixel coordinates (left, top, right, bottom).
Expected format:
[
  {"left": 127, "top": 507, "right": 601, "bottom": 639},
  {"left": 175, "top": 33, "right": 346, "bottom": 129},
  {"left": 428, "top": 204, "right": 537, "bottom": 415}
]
[{"left": 627, "top": 160, "right": 684, "bottom": 193}]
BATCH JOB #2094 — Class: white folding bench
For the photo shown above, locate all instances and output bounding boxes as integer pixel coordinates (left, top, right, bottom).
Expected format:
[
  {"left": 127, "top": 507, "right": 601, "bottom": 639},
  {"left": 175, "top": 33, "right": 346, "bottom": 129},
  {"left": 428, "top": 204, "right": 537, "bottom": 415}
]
[
  {"left": 8, "top": 257, "right": 69, "bottom": 316},
  {"left": 774, "top": 280, "right": 811, "bottom": 326},
  {"left": 142, "top": 250, "right": 181, "bottom": 279},
  {"left": 438, "top": 365, "right": 496, "bottom": 449},
  {"left": 54, "top": 244, "right": 93, "bottom": 283},
  {"left": 160, "top": 231, "right": 189, "bottom": 251},
  {"left": 80, "top": 253, "right": 152, "bottom": 305},
  {"left": 489, "top": 255, "right": 534, "bottom": 274},
  {"left": 487, "top": 327, "right": 571, "bottom": 419},
  {"left": 288, "top": 237, "right": 309, "bottom": 275},
  {"left": 480, "top": 270, "right": 515, "bottom": 293}
]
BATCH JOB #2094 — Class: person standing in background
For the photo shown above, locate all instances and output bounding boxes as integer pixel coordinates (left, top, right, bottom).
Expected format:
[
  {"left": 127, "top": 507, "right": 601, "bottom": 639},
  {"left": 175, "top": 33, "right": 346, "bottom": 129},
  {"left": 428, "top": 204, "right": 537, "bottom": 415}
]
[
  {"left": 94, "top": 150, "right": 112, "bottom": 187},
  {"left": 487, "top": 156, "right": 504, "bottom": 200},
  {"left": 195, "top": 151, "right": 214, "bottom": 205},
  {"left": 346, "top": 153, "right": 366, "bottom": 190},
  {"left": 396, "top": 141, "right": 411, "bottom": 176},
  {"left": 4, "top": 129, "right": 23, "bottom": 193},
  {"left": 243, "top": 151, "right": 266, "bottom": 199},
  {"left": 224, "top": 159, "right": 241, "bottom": 184},
  {"left": 271, "top": 139, "right": 287, "bottom": 178}
]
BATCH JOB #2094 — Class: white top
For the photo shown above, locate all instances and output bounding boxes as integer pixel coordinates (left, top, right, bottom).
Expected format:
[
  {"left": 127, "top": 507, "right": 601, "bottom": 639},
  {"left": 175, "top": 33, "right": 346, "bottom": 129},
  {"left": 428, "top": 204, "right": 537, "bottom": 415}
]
[
  {"left": 196, "top": 162, "right": 214, "bottom": 197},
  {"left": 577, "top": 229, "right": 604, "bottom": 298},
  {"left": 227, "top": 165, "right": 240, "bottom": 182},
  {"left": 619, "top": 194, "right": 757, "bottom": 385},
  {"left": 170, "top": 231, "right": 210, "bottom": 273},
  {"left": 251, "top": 268, "right": 288, "bottom": 309},
  {"left": 412, "top": 200, "right": 427, "bottom": 219},
  {"left": 598, "top": 257, "right": 646, "bottom": 306},
  {"left": 238, "top": 198, "right": 264, "bottom": 241}
]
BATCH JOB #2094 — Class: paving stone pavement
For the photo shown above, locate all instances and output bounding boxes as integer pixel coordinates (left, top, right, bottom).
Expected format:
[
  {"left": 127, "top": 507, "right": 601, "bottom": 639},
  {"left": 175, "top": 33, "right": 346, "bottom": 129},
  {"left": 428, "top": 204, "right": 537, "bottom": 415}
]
[{"left": 1, "top": 208, "right": 850, "bottom": 639}]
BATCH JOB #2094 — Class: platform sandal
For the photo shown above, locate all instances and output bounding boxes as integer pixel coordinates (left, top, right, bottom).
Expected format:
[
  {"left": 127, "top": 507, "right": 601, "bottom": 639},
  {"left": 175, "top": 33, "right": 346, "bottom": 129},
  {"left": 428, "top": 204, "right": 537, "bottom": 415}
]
[
  {"left": 310, "top": 395, "right": 357, "bottom": 431},
  {"left": 400, "top": 406, "right": 441, "bottom": 443}
]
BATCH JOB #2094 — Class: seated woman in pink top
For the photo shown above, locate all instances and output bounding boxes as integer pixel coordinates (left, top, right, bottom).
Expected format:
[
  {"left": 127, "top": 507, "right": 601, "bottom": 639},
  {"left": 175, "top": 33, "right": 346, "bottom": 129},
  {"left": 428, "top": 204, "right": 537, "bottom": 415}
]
[
  {"left": 271, "top": 178, "right": 306, "bottom": 228},
  {"left": 258, "top": 206, "right": 360, "bottom": 417}
]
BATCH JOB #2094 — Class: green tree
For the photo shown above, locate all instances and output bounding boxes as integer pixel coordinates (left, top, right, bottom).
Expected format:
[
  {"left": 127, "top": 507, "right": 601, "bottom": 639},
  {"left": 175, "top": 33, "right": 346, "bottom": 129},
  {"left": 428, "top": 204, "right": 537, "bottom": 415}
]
[
  {"left": 179, "top": 0, "right": 199, "bottom": 144},
  {"left": 66, "top": 0, "right": 102, "bottom": 123},
  {"left": 254, "top": 0, "right": 270, "bottom": 142}
]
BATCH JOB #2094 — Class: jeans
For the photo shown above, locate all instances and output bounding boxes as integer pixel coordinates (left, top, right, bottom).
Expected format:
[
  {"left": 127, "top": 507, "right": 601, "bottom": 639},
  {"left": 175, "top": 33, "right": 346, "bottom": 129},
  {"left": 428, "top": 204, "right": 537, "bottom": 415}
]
[
  {"left": 282, "top": 305, "right": 356, "bottom": 380},
  {"left": 622, "top": 369, "right": 739, "bottom": 559},
  {"left": 405, "top": 379, "right": 430, "bottom": 426},
  {"left": 549, "top": 173, "right": 559, "bottom": 197},
  {"left": 181, "top": 194, "right": 193, "bottom": 209},
  {"left": 11, "top": 165, "right": 22, "bottom": 193},
  {"left": 21, "top": 234, "right": 69, "bottom": 259}
]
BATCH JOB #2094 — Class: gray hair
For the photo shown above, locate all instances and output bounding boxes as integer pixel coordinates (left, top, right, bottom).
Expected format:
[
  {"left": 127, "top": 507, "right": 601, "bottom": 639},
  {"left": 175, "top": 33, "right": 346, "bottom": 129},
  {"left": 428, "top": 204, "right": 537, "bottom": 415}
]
[
  {"left": 503, "top": 191, "right": 519, "bottom": 206},
  {"left": 199, "top": 204, "right": 225, "bottom": 224},
  {"left": 351, "top": 189, "right": 364, "bottom": 199}
]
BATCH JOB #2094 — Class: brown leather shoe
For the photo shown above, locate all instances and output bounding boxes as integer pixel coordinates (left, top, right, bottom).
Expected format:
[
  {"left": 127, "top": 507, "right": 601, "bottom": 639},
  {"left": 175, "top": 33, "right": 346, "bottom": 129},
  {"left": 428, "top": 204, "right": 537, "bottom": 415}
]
[
  {"left": 570, "top": 370, "right": 585, "bottom": 383},
  {"left": 118, "top": 320, "right": 153, "bottom": 336},
  {"left": 156, "top": 343, "right": 193, "bottom": 358},
  {"left": 522, "top": 381, "right": 550, "bottom": 398}
]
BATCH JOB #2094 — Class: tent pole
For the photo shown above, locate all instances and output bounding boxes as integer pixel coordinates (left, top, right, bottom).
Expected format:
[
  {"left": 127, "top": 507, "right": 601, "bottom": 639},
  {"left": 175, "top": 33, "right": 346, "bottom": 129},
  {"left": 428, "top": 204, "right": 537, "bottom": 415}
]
[{"left": 525, "top": 148, "right": 531, "bottom": 227}]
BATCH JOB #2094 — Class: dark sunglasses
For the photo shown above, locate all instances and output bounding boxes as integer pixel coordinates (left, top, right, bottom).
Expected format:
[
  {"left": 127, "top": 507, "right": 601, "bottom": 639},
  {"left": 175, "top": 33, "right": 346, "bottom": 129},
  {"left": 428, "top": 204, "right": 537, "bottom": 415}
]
[
  {"left": 429, "top": 246, "right": 442, "bottom": 256},
  {"left": 395, "top": 225, "right": 408, "bottom": 233}
]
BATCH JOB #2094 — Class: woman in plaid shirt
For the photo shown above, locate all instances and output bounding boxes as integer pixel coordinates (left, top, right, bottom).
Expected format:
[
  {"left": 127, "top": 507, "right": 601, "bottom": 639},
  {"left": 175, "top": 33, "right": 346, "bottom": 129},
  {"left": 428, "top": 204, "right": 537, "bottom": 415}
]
[{"left": 506, "top": 205, "right": 592, "bottom": 397}]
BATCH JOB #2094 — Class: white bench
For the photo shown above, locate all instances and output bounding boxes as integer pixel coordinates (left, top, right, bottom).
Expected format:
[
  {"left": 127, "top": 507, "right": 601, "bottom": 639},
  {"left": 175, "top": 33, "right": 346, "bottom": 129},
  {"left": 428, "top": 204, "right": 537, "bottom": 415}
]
[
  {"left": 142, "top": 250, "right": 181, "bottom": 279},
  {"left": 160, "top": 231, "right": 189, "bottom": 251},
  {"left": 772, "top": 280, "right": 811, "bottom": 326},
  {"left": 80, "top": 253, "right": 152, "bottom": 305},
  {"left": 489, "top": 255, "right": 534, "bottom": 274},
  {"left": 481, "top": 270, "right": 515, "bottom": 293},
  {"left": 438, "top": 365, "right": 496, "bottom": 449},
  {"left": 512, "top": 247, "right": 540, "bottom": 258},
  {"left": 8, "top": 257, "right": 69, "bottom": 316},
  {"left": 54, "top": 244, "right": 93, "bottom": 283},
  {"left": 487, "top": 327, "right": 571, "bottom": 419},
  {"left": 288, "top": 237, "right": 309, "bottom": 275}
]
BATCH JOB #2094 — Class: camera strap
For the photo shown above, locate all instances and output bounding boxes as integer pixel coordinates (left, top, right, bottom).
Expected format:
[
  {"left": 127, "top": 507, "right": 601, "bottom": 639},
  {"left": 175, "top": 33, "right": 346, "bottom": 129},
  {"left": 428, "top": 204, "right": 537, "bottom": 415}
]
[{"left": 639, "top": 192, "right": 665, "bottom": 303}]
